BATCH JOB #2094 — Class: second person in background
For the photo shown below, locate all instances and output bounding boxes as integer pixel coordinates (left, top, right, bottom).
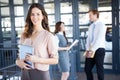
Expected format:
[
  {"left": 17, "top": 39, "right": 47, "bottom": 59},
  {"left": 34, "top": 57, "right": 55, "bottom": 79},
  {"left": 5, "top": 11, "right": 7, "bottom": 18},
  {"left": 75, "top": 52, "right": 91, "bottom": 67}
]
[{"left": 54, "top": 21, "right": 70, "bottom": 80}]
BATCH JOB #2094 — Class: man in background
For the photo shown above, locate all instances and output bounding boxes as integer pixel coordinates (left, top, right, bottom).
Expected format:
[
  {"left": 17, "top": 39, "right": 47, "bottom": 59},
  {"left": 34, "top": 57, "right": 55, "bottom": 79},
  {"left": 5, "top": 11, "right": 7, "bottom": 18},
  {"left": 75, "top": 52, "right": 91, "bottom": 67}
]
[{"left": 84, "top": 10, "right": 107, "bottom": 80}]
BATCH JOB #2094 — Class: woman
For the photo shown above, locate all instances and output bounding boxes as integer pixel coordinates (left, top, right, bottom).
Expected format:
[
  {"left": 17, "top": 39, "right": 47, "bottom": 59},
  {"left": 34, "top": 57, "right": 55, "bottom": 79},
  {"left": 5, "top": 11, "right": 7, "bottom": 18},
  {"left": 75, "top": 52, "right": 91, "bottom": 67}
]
[
  {"left": 54, "top": 21, "right": 70, "bottom": 80},
  {"left": 16, "top": 3, "right": 58, "bottom": 80}
]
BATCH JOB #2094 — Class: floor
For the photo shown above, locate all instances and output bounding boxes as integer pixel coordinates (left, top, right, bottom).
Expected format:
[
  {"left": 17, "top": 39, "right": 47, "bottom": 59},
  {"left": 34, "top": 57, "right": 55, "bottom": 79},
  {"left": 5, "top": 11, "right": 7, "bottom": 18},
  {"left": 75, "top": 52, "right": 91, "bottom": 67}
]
[
  {"left": 0, "top": 71, "right": 119, "bottom": 80},
  {"left": 76, "top": 72, "right": 120, "bottom": 80},
  {"left": 52, "top": 72, "right": 120, "bottom": 80}
]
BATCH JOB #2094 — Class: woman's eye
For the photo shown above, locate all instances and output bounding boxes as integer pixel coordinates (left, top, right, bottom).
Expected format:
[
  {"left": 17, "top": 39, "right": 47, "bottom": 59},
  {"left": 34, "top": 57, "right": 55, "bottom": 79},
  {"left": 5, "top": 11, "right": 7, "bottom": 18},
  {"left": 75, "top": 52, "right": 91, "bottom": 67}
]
[
  {"left": 31, "top": 13, "right": 41, "bottom": 16},
  {"left": 37, "top": 13, "right": 40, "bottom": 16},
  {"left": 31, "top": 13, "right": 35, "bottom": 16}
]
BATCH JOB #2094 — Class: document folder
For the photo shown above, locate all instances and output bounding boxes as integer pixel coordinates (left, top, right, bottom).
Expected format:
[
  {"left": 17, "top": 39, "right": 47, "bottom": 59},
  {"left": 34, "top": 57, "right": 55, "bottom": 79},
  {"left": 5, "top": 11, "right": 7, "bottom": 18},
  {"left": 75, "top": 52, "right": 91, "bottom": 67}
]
[{"left": 19, "top": 44, "right": 34, "bottom": 68}]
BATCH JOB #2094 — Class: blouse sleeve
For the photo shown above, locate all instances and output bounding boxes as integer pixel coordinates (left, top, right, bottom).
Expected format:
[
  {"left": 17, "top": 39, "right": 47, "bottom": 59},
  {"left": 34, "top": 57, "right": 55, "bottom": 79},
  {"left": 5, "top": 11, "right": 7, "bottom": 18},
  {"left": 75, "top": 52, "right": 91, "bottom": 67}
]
[{"left": 47, "top": 34, "right": 58, "bottom": 59}]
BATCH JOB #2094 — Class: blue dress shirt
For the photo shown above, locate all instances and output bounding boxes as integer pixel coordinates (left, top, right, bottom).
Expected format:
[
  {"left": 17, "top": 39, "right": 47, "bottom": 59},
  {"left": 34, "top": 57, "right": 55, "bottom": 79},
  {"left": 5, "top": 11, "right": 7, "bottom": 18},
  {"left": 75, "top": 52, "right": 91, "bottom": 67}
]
[{"left": 86, "top": 20, "right": 107, "bottom": 52}]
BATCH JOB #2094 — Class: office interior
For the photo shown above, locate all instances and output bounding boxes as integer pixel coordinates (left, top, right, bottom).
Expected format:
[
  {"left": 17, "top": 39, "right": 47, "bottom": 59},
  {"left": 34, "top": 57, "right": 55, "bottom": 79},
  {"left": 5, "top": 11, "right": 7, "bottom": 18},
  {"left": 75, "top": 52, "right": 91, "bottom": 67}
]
[{"left": 0, "top": 0, "right": 120, "bottom": 80}]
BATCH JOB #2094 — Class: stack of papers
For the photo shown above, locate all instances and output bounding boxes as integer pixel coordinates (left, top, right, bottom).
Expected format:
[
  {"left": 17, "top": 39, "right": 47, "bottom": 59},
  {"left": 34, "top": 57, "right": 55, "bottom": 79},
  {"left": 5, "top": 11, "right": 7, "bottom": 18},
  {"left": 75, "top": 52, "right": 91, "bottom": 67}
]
[{"left": 68, "top": 39, "right": 79, "bottom": 50}]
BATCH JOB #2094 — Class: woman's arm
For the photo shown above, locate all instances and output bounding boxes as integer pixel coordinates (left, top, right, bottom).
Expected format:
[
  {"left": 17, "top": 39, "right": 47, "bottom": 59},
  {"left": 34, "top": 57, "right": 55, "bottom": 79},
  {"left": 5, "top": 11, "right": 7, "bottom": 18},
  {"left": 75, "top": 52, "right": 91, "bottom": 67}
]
[
  {"left": 58, "top": 46, "right": 70, "bottom": 51},
  {"left": 25, "top": 55, "right": 58, "bottom": 64}
]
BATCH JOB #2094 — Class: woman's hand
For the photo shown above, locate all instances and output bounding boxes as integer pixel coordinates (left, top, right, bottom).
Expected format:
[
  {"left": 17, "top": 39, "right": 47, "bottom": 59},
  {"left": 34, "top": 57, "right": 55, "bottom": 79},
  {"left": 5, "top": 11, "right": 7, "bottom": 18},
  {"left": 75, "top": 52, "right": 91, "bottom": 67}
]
[
  {"left": 25, "top": 53, "right": 39, "bottom": 63},
  {"left": 66, "top": 46, "right": 70, "bottom": 51},
  {"left": 16, "top": 59, "right": 31, "bottom": 69}
]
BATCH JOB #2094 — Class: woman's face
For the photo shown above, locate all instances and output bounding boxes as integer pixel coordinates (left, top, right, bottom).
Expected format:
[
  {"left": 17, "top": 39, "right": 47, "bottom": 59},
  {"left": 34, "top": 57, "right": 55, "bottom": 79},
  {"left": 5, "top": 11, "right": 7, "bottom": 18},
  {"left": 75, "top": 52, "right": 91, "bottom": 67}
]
[
  {"left": 30, "top": 7, "right": 43, "bottom": 26},
  {"left": 60, "top": 23, "right": 65, "bottom": 32}
]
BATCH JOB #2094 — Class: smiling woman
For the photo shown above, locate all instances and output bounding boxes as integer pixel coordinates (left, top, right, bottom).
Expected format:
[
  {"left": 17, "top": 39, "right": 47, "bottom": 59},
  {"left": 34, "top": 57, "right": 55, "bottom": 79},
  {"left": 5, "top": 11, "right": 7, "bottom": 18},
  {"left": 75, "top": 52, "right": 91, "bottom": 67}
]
[
  {"left": 15, "top": 3, "right": 58, "bottom": 80},
  {"left": 30, "top": 8, "right": 43, "bottom": 27}
]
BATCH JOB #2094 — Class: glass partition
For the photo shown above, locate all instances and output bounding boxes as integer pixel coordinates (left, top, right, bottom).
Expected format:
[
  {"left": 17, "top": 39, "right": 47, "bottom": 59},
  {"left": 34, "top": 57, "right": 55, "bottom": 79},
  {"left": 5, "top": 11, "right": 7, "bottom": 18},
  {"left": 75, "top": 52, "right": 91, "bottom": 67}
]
[
  {"left": 79, "top": 14, "right": 89, "bottom": 25},
  {"left": 0, "top": 0, "right": 9, "bottom": 6},
  {"left": 44, "top": 1, "right": 55, "bottom": 33},
  {"left": 15, "top": 17, "right": 24, "bottom": 27},
  {"left": 78, "top": 1, "right": 89, "bottom": 12},
  {"left": 28, "top": 0, "right": 39, "bottom": 4},
  {"left": 1, "top": 18, "right": 11, "bottom": 28},
  {"left": 28, "top": 0, "right": 33, "bottom": 4},
  {"left": 13, "top": 0, "right": 23, "bottom": 4},
  {"left": 98, "top": 6, "right": 111, "bottom": 11},
  {"left": 61, "top": 14, "right": 73, "bottom": 25},
  {"left": 43, "top": 0, "right": 54, "bottom": 2},
  {"left": 60, "top": 2, "right": 72, "bottom": 13},
  {"left": 1, "top": 17, "right": 12, "bottom": 47},
  {"left": 65, "top": 27, "right": 73, "bottom": 37},
  {"left": 44, "top": 3, "right": 55, "bottom": 14},
  {"left": 48, "top": 15, "right": 55, "bottom": 25},
  {"left": 14, "top": 6, "right": 24, "bottom": 16},
  {"left": 1, "top": 7, "right": 10, "bottom": 16},
  {"left": 99, "top": 12, "right": 112, "bottom": 24}
]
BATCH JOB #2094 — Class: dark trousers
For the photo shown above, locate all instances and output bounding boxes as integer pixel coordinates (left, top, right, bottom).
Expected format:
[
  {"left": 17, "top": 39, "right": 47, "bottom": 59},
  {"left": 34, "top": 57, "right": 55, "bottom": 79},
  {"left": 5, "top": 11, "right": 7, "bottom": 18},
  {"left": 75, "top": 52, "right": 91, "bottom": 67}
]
[
  {"left": 21, "top": 69, "right": 51, "bottom": 80},
  {"left": 84, "top": 48, "right": 105, "bottom": 80}
]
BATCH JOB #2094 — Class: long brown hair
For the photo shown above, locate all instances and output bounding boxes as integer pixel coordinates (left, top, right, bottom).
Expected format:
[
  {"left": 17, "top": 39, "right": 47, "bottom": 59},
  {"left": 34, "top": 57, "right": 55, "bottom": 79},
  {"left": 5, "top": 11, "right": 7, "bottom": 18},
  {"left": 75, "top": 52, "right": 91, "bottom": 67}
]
[
  {"left": 54, "top": 21, "right": 68, "bottom": 44},
  {"left": 23, "top": 3, "right": 49, "bottom": 38}
]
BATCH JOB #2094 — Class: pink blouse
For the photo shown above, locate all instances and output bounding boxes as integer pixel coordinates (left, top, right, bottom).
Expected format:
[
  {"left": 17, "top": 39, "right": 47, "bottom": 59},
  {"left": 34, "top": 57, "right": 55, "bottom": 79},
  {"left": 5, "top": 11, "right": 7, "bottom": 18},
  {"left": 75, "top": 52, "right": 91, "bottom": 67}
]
[{"left": 19, "top": 30, "right": 58, "bottom": 71}]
